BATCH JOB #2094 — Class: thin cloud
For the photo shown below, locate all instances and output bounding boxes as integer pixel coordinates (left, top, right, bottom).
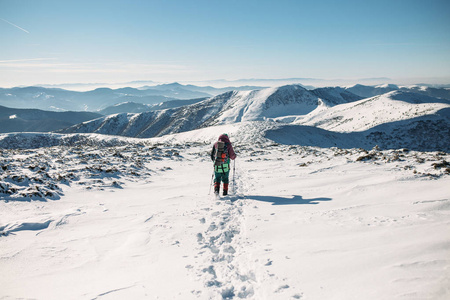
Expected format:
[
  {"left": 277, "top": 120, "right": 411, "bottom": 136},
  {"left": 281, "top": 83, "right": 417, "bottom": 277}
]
[
  {"left": 0, "top": 18, "right": 30, "bottom": 34},
  {"left": 0, "top": 58, "right": 56, "bottom": 64},
  {"left": 0, "top": 59, "right": 195, "bottom": 76}
]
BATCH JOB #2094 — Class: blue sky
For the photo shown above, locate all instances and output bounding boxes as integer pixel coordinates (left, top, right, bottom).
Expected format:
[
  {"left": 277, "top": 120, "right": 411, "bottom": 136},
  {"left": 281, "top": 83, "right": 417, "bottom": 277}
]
[{"left": 1, "top": 0, "right": 449, "bottom": 87}]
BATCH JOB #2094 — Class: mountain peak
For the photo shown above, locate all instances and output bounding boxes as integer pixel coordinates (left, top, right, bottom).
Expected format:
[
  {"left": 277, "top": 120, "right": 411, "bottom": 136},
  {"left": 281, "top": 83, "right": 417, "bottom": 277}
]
[
  {"left": 158, "top": 82, "right": 184, "bottom": 88},
  {"left": 376, "top": 84, "right": 399, "bottom": 89},
  {"left": 311, "top": 86, "right": 363, "bottom": 106},
  {"left": 275, "top": 84, "right": 308, "bottom": 91}
]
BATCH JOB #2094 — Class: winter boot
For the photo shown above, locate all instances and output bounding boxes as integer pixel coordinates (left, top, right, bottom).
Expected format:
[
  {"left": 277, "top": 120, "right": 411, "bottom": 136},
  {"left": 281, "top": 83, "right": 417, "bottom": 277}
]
[
  {"left": 223, "top": 183, "right": 229, "bottom": 196},
  {"left": 214, "top": 182, "right": 220, "bottom": 194}
]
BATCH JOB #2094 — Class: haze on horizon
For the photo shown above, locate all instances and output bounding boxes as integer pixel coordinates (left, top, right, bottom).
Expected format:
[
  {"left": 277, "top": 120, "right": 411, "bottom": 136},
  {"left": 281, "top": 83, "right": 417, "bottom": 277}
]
[{"left": 1, "top": 0, "right": 450, "bottom": 88}]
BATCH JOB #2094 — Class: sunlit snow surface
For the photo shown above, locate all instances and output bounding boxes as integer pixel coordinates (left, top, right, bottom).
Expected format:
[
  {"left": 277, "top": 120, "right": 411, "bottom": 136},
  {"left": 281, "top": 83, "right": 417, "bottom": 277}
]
[{"left": 1, "top": 123, "right": 449, "bottom": 300}]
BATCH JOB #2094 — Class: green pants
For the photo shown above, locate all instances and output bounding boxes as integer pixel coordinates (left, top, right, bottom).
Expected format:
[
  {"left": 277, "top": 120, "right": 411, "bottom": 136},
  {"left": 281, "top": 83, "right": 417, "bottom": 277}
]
[{"left": 214, "top": 171, "right": 230, "bottom": 184}]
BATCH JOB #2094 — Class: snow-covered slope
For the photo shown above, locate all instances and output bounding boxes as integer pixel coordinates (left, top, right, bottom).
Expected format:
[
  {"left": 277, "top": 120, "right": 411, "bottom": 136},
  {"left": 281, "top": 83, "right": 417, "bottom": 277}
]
[
  {"left": 1, "top": 123, "right": 449, "bottom": 299},
  {"left": 97, "top": 102, "right": 154, "bottom": 115},
  {"left": 203, "top": 85, "right": 319, "bottom": 124},
  {"left": 59, "top": 85, "right": 363, "bottom": 138},
  {"left": 297, "top": 90, "right": 450, "bottom": 132},
  {"left": 346, "top": 83, "right": 450, "bottom": 100},
  {"left": 310, "top": 86, "right": 363, "bottom": 106},
  {"left": 264, "top": 90, "right": 449, "bottom": 151}
]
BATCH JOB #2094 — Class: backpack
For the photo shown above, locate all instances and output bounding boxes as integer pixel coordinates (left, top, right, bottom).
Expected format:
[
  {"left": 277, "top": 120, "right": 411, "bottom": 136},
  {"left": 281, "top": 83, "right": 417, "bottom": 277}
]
[{"left": 214, "top": 141, "right": 230, "bottom": 173}]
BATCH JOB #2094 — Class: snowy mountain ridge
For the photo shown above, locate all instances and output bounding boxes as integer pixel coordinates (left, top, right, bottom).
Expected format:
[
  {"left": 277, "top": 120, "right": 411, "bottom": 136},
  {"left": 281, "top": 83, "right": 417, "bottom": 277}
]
[
  {"left": 346, "top": 83, "right": 450, "bottom": 100},
  {"left": 54, "top": 85, "right": 450, "bottom": 152},
  {"left": 297, "top": 90, "right": 450, "bottom": 132},
  {"left": 0, "top": 83, "right": 266, "bottom": 112},
  {"left": 58, "top": 85, "right": 361, "bottom": 137},
  {"left": 0, "top": 105, "right": 102, "bottom": 133},
  {"left": 97, "top": 98, "right": 207, "bottom": 115}
]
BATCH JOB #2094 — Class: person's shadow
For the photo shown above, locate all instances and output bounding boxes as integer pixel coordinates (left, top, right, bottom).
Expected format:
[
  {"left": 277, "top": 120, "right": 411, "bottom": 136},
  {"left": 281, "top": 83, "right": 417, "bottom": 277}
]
[{"left": 246, "top": 195, "right": 332, "bottom": 205}]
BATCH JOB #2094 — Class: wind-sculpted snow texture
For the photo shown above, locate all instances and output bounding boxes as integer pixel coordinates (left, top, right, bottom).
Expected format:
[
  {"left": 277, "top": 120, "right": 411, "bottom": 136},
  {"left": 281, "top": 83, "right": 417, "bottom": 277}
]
[
  {"left": 0, "top": 134, "right": 190, "bottom": 202},
  {"left": 1, "top": 130, "right": 449, "bottom": 299}
]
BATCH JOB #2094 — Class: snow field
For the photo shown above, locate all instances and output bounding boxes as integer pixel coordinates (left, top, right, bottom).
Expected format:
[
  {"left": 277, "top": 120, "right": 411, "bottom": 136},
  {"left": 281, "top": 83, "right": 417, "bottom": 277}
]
[
  {"left": 1, "top": 152, "right": 208, "bottom": 299},
  {"left": 1, "top": 136, "right": 449, "bottom": 299},
  {"left": 237, "top": 146, "right": 450, "bottom": 299}
]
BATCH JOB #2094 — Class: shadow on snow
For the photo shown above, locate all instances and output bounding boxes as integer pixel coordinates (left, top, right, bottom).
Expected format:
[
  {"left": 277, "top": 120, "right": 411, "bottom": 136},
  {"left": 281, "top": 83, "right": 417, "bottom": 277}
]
[
  {"left": 246, "top": 195, "right": 332, "bottom": 205},
  {"left": 266, "top": 107, "right": 450, "bottom": 152}
]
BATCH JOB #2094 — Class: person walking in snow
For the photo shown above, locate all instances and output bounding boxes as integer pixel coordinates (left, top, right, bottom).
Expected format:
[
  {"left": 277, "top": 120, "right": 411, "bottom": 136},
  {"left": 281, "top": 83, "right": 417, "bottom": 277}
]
[{"left": 210, "top": 133, "right": 236, "bottom": 196}]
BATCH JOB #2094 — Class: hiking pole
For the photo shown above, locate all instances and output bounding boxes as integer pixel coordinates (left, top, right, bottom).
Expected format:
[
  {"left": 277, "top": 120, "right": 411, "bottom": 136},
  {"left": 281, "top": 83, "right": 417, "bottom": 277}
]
[
  {"left": 208, "top": 169, "right": 214, "bottom": 195},
  {"left": 232, "top": 158, "right": 236, "bottom": 193}
]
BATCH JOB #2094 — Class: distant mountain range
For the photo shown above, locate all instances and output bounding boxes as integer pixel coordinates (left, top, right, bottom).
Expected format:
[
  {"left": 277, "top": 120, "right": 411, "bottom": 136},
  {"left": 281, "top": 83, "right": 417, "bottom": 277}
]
[
  {"left": 2, "top": 82, "right": 449, "bottom": 113},
  {"left": 0, "top": 105, "right": 102, "bottom": 133},
  {"left": 345, "top": 84, "right": 450, "bottom": 100},
  {"left": 0, "top": 86, "right": 184, "bottom": 112},
  {"left": 0, "top": 83, "right": 265, "bottom": 112},
  {"left": 97, "top": 98, "right": 207, "bottom": 115},
  {"left": 140, "top": 82, "right": 265, "bottom": 98}
]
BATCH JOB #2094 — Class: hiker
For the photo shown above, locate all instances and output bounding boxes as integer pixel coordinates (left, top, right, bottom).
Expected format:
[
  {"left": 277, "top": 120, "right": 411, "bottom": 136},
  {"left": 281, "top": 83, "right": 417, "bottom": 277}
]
[{"left": 210, "top": 133, "right": 236, "bottom": 196}]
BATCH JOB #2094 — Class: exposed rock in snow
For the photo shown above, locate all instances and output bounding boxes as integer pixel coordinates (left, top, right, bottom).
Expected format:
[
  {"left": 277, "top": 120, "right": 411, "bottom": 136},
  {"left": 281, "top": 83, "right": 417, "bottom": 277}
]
[{"left": 0, "top": 134, "right": 199, "bottom": 201}]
